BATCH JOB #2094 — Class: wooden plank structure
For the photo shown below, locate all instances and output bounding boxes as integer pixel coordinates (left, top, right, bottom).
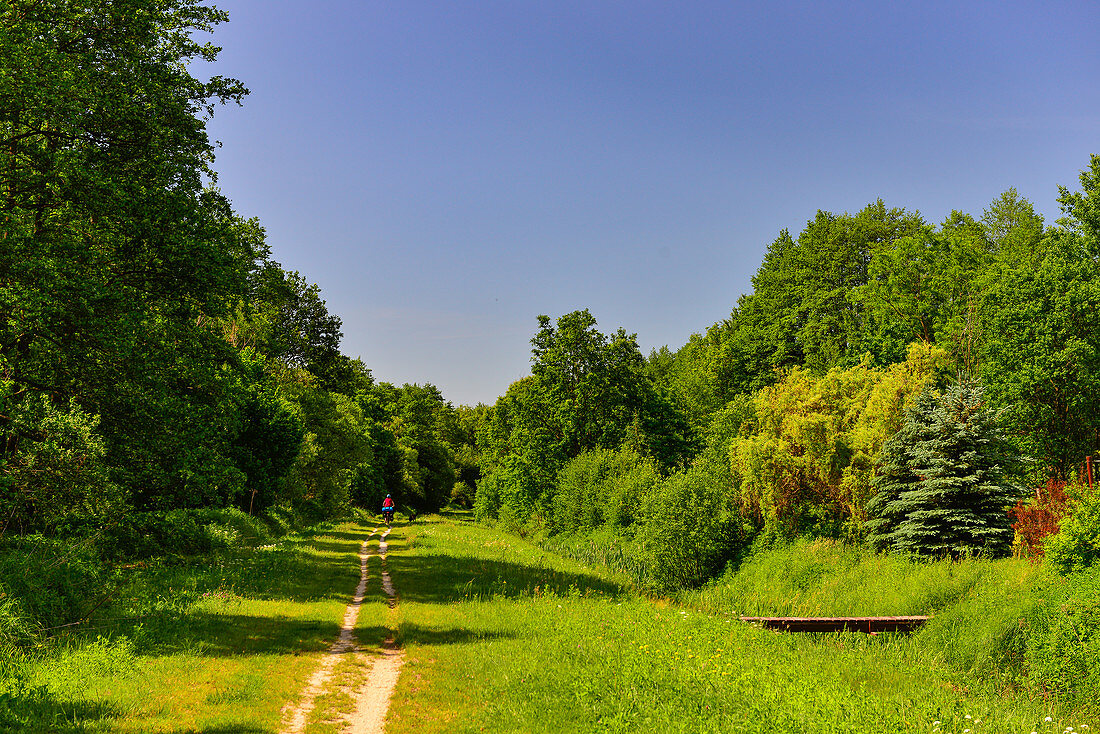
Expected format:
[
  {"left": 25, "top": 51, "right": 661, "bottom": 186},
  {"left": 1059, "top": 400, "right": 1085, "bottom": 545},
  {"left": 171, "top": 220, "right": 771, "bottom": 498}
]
[{"left": 739, "top": 616, "right": 931, "bottom": 633}]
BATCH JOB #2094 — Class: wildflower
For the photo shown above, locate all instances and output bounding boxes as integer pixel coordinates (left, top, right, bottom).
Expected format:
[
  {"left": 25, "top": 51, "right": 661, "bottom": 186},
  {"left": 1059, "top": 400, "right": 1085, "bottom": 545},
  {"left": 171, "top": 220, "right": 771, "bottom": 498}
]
[{"left": 965, "top": 715, "right": 972, "bottom": 719}]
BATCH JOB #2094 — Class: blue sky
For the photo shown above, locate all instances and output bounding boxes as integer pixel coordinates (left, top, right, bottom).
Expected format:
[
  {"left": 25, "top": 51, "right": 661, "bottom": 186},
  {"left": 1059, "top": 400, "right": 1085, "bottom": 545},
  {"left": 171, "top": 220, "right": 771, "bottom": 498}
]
[{"left": 199, "top": 0, "right": 1100, "bottom": 406}]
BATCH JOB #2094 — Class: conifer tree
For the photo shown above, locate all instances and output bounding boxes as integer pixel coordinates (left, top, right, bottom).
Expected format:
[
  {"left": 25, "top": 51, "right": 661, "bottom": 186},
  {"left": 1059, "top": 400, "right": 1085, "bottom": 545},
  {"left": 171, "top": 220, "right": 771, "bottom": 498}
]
[
  {"left": 867, "top": 381, "right": 1022, "bottom": 557},
  {"left": 865, "top": 387, "right": 938, "bottom": 550}
]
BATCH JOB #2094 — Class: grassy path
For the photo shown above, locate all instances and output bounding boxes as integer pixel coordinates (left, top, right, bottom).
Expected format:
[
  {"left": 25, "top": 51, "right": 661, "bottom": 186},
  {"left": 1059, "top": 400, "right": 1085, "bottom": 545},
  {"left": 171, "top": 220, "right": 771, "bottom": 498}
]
[
  {"left": 8, "top": 513, "right": 1090, "bottom": 733},
  {"left": 13, "top": 520, "right": 394, "bottom": 732}
]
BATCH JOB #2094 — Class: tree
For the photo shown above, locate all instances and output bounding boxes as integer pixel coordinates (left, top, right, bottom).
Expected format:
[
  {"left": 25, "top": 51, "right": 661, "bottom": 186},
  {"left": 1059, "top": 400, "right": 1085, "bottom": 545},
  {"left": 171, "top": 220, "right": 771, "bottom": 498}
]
[
  {"left": 248, "top": 265, "right": 355, "bottom": 390},
  {"left": 731, "top": 343, "right": 941, "bottom": 540},
  {"left": 981, "top": 187, "right": 1045, "bottom": 264},
  {"left": 864, "top": 387, "right": 939, "bottom": 551},
  {"left": 979, "top": 237, "right": 1100, "bottom": 482},
  {"left": 1055, "top": 154, "right": 1100, "bottom": 257},
  {"left": 531, "top": 309, "right": 696, "bottom": 468},
  {"left": 1, "top": 0, "right": 263, "bottom": 514},
  {"left": 867, "top": 381, "right": 1022, "bottom": 557},
  {"left": 727, "top": 202, "right": 928, "bottom": 390}
]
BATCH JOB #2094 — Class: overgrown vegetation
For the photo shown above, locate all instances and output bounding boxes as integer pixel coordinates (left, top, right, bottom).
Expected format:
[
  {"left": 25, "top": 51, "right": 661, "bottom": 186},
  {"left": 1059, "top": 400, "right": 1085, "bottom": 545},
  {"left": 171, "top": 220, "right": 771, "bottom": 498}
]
[
  {"left": 471, "top": 157, "right": 1100, "bottom": 709},
  {"left": 0, "top": 518, "right": 389, "bottom": 732},
  {"left": 386, "top": 515, "right": 1094, "bottom": 732},
  {"left": 0, "top": 0, "right": 475, "bottom": 641}
]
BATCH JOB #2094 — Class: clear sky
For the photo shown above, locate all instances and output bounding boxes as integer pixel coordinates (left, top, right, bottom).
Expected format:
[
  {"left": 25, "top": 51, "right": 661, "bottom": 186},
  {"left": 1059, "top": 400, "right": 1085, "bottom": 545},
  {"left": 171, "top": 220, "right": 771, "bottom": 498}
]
[{"left": 198, "top": 0, "right": 1100, "bottom": 407}]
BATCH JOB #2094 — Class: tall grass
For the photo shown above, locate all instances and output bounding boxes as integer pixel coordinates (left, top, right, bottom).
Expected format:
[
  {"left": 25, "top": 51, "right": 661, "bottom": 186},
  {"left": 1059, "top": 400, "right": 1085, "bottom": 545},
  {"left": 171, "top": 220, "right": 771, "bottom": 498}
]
[
  {"left": 682, "top": 538, "right": 1036, "bottom": 617},
  {"left": 0, "top": 516, "right": 389, "bottom": 732},
  {"left": 680, "top": 537, "right": 1100, "bottom": 714},
  {"left": 386, "top": 513, "right": 1091, "bottom": 733}
]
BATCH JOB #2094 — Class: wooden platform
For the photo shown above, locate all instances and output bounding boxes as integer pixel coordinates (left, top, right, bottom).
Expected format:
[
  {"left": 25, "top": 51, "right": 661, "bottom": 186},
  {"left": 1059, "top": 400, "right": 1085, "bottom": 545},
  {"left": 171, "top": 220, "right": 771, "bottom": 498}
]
[{"left": 739, "top": 616, "right": 931, "bottom": 633}]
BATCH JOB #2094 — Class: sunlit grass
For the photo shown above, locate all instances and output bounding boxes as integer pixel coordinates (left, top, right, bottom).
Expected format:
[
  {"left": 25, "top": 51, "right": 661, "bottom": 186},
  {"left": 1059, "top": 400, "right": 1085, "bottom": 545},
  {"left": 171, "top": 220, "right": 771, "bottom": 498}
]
[
  {"left": 3, "top": 520, "right": 388, "bottom": 733},
  {"left": 385, "top": 513, "right": 1084, "bottom": 734},
  {"left": 4, "top": 513, "right": 1091, "bottom": 732}
]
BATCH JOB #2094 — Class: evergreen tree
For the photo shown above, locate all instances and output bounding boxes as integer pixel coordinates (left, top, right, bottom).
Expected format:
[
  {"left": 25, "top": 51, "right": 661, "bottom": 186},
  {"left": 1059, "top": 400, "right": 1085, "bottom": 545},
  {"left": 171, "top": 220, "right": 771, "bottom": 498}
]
[
  {"left": 867, "top": 381, "right": 1022, "bottom": 557},
  {"left": 865, "top": 387, "right": 938, "bottom": 551}
]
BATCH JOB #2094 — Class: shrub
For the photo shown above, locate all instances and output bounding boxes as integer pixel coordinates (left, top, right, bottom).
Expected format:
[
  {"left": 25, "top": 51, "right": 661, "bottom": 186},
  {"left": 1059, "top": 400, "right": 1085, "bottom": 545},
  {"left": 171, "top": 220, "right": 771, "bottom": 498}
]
[
  {"left": 1045, "top": 482, "right": 1100, "bottom": 574},
  {"left": 474, "top": 472, "right": 503, "bottom": 521},
  {"left": 262, "top": 504, "right": 302, "bottom": 536},
  {"left": 552, "top": 448, "right": 659, "bottom": 535},
  {"left": 0, "top": 536, "right": 107, "bottom": 634},
  {"left": 451, "top": 480, "right": 475, "bottom": 509},
  {"left": 0, "top": 389, "right": 122, "bottom": 535},
  {"left": 636, "top": 453, "right": 746, "bottom": 591},
  {"left": 1024, "top": 567, "right": 1100, "bottom": 712},
  {"left": 1010, "top": 478, "right": 1070, "bottom": 558}
]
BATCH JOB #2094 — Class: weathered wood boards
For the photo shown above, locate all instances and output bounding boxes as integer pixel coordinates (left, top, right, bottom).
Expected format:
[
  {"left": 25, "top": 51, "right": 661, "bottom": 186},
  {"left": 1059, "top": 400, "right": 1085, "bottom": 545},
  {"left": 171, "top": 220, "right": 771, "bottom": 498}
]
[{"left": 739, "top": 616, "right": 931, "bottom": 633}]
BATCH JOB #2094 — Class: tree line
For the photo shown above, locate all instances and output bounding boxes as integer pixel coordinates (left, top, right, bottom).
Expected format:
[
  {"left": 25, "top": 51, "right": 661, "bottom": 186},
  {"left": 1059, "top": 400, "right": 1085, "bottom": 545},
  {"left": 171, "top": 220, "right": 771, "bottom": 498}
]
[
  {"left": 474, "top": 158, "right": 1100, "bottom": 587},
  {"left": 0, "top": 0, "right": 473, "bottom": 552},
  {"left": 5, "top": 0, "right": 1100, "bottom": 616}
]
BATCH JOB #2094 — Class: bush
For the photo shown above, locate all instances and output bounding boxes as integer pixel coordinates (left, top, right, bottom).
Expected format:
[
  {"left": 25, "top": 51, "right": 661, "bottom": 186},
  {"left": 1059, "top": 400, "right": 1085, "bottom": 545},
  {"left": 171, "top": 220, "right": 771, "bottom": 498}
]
[
  {"left": 1044, "top": 482, "right": 1100, "bottom": 574},
  {"left": 1024, "top": 567, "right": 1100, "bottom": 712},
  {"left": 0, "top": 536, "right": 107, "bottom": 636},
  {"left": 474, "top": 472, "right": 503, "bottom": 521},
  {"left": 552, "top": 449, "right": 659, "bottom": 534},
  {"left": 0, "top": 389, "right": 122, "bottom": 535},
  {"left": 1010, "top": 478, "right": 1070, "bottom": 558},
  {"left": 202, "top": 507, "right": 274, "bottom": 547},
  {"left": 451, "top": 480, "right": 475, "bottom": 509},
  {"left": 261, "top": 504, "right": 301, "bottom": 536},
  {"left": 636, "top": 453, "right": 746, "bottom": 591}
]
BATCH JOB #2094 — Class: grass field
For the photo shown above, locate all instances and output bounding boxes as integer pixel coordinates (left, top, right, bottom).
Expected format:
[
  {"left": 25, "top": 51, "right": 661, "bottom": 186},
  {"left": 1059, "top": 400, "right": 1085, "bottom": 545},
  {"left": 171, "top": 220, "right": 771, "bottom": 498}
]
[
  {"left": 385, "top": 513, "right": 1087, "bottom": 734},
  {"left": 3, "top": 521, "right": 393, "bottom": 733},
  {"left": 3, "top": 513, "right": 1093, "bottom": 733}
]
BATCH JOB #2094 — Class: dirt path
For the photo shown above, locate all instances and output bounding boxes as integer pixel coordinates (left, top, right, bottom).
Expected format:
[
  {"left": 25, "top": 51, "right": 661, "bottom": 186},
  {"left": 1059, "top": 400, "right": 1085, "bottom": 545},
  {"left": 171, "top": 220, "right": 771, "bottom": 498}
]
[
  {"left": 346, "top": 530, "right": 405, "bottom": 734},
  {"left": 280, "top": 525, "right": 405, "bottom": 734}
]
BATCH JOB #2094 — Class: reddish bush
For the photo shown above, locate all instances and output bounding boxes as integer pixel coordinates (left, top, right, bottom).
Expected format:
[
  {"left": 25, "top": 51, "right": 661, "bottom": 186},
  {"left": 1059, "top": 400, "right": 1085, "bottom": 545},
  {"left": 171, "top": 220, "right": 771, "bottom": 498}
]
[{"left": 1010, "top": 478, "right": 1070, "bottom": 558}]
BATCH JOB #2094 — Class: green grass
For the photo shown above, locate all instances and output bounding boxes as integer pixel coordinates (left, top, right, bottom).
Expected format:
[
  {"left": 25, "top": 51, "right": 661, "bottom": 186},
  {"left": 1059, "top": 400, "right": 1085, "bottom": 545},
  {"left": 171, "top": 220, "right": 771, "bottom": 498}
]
[
  {"left": 0, "top": 520, "right": 393, "bottom": 733},
  {"left": 4, "top": 513, "right": 1094, "bottom": 733},
  {"left": 385, "top": 513, "right": 1088, "bottom": 734}
]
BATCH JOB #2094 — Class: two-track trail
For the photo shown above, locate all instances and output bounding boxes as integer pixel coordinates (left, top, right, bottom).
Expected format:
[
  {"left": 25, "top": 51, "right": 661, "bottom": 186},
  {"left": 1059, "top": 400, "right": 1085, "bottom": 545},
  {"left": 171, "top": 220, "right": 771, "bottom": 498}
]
[{"left": 280, "top": 524, "right": 405, "bottom": 734}]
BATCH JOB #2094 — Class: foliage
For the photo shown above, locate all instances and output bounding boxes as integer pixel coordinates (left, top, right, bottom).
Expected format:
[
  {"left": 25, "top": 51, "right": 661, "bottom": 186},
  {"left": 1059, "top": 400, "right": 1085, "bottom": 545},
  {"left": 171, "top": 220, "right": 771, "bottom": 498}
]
[
  {"left": 732, "top": 343, "right": 942, "bottom": 540},
  {"left": 980, "top": 235, "right": 1100, "bottom": 483},
  {"left": 0, "top": 0, "right": 264, "bottom": 514},
  {"left": 0, "top": 382, "right": 120, "bottom": 534},
  {"left": 476, "top": 311, "right": 697, "bottom": 527},
  {"left": 228, "top": 375, "right": 304, "bottom": 514},
  {"left": 725, "top": 202, "right": 929, "bottom": 384},
  {"left": 1010, "top": 479, "right": 1071, "bottom": 558},
  {"left": 248, "top": 266, "right": 354, "bottom": 389},
  {"left": 530, "top": 309, "right": 697, "bottom": 469},
  {"left": 867, "top": 381, "right": 1024, "bottom": 557},
  {"left": 551, "top": 448, "right": 660, "bottom": 534},
  {"left": 388, "top": 515, "right": 1084, "bottom": 734},
  {"left": 281, "top": 372, "right": 374, "bottom": 519},
  {"left": 635, "top": 450, "right": 746, "bottom": 591},
  {"left": 1024, "top": 566, "right": 1100, "bottom": 710},
  {"left": 1045, "top": 482, "right": 1100, "bottom": 574}
]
